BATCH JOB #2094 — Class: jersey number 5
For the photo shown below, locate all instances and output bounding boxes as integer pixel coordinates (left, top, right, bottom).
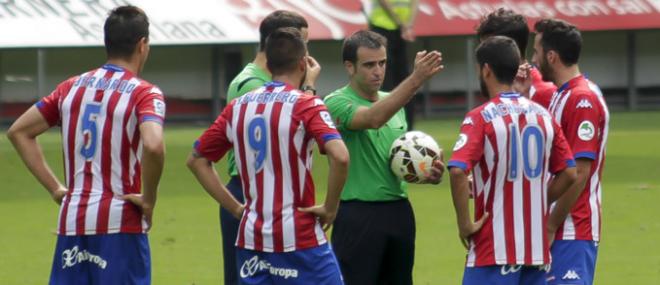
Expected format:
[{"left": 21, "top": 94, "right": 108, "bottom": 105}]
[
  {"left": 508, "top": 124, "right": 544, "bottom": 180},
  {"left": 80, "top": 103, "right": 102, "bottom": 160},
  {"left": 248, "top": 116, "right": 268, "bottom": 172}
]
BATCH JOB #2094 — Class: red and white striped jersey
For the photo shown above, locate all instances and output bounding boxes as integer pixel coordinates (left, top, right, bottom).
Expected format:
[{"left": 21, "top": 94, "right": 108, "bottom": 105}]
[
  {"left": 529, "top": 67, "right": 556, "bottom": 109},
  {"left": 194, "top": 81, "right": 342, "bottom": 253},
  {"left": 548, "top": 75, "right": 609, "bottom": 242},
  {"left": 448, "top": 92, "right": 575, "bottom": 267},
  {"left": 36, "top": 64, "right": 166, "bottom": 236}
]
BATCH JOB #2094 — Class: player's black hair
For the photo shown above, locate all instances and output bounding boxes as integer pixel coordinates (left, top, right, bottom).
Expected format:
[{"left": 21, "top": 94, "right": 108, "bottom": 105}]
[
  {"left": 265, "top": 27, "right": 307, "bottom": 76},
  {"left": 342, "top": 30, "right": 387, "bottom": 63},
  {"left": 104, "top": 5, "right": 149, "bottom": 59},
  {"left": 476, "top": 8, "right": 529, "bottom": 58},
  {"left": 475, "top": 36, "right": 521, "bottom": 85},
  {"left": 259, "top": 10, "right": 308, "bottom": 52},
  {"left": 534, "top": 19, "right": 582, "bottom": 66}
]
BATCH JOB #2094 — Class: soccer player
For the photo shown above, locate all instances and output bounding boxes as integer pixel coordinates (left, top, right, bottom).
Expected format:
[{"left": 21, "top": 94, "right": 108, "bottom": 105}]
[
  {"left": 447, "top": 36, "right": 578, "bottom": 285},
  {"left": 475, "top": 8, "right": 556, "bottom": 109},
  {"left": 324, "top": 30, "right": 444, "bottom": 284},
  {"left": 187, "top": 27, "right": 348, "bottom": 284},
  {"left": 6, "top": 6, "right": 164, "bottom": 284},
  {"left": 532, "top": 19, "right": 610, "bottom": 285},
  {"left": 220, "top": 10, "right": 318, "bottom": 284}
]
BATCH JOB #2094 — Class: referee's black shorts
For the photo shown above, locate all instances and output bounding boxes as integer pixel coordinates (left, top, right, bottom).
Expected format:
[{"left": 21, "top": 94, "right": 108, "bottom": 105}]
[{"left": 331, "top": 199, "right": 416, "bottom": 285}]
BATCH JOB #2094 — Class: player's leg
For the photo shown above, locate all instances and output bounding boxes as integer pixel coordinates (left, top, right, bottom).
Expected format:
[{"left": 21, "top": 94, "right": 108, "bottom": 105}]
[
  {"left": 50, "top": 235, "right": 89, "bottom": 285},
  {"left": 378, "top": 199, "right": 415, "bottom": 285},
  {"left": 331, "top": 201, "right": 387, "bottom": 284},
  {"left": 463, "top": 265, "right": 522, "bottom": 285},
  {"left": 547, "top": 240, "right": 598, "bottom": 285},
  {"left": 220, "top": 175, "right": 244, "bottom": 284},
  {"left": 236, "top": 248, "right": 273, "bottom": 285},
  {"left": 267, "top": 243, "right": 344, "bottom": 285},
  {"left": 96, "top": 233, "right": 151, "bottom": 285},
  {"left": 519, "top": 265, "right": 549, "bottom": 285}
]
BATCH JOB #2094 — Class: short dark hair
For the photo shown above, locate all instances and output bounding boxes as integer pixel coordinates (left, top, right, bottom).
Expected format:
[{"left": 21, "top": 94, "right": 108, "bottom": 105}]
[
  {"left": 476, "top": 36, "right": 521, "bottom": 85},
  {"left": 342, "top": 30, "right": 387, "bottom": 63},
  {"left": 534, "top": 19, "right": 582, "bottom": 65},
  {"left": 476, "top": 8, "right": 529, "bottom": 58},
  {"left": 104, "top": 5, "right": 149, "bottom": 59},
  {"left": 259, "top": 10, "right": 308, "bottom": 51},
  {"left": 265, "top": 27, "right": 307, "bottom": 76}
]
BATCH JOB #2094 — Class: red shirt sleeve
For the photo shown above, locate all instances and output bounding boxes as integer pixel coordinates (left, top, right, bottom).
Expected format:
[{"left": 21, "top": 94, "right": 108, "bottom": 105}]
[
  {"left": 193, "top": 103, "right": 234, "bottom": 163},
  {"left": 36, "top": 79, "right": 73, "bottom": 126},
  {"left": 563, "top": 91, "right": 602, "bottom": 160},
  {"left": 135, "top": 85, "right": 166, "bottom": 125},
  {"left": 295, "top": 96, "right": 342, "bottom": 154},
  {"left": 549, "top": 118, "right": 576, "bottom": 174},
  {"left": 529, "top": 68, "right": 556, "bottom": 109},
  {"left": 448, "top": 112, "right": 485, "bottom": 172}
]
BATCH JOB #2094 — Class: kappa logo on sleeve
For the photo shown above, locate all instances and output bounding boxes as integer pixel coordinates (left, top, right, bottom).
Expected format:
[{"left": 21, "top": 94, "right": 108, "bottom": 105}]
[
  {"left": 153, "top": 99, "right": 166, "bottom": 117},
  {"left": 576, "top": 99, "right": 593, "bottom": 109},
  {"left": 462, "top": 117, "right": 474, "bottom": 125}
]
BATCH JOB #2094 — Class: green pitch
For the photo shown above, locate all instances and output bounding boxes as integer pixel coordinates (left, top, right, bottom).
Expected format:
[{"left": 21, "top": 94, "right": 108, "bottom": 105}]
[{"left": 1, "top": 111, "right": 659, "bottom": 284}]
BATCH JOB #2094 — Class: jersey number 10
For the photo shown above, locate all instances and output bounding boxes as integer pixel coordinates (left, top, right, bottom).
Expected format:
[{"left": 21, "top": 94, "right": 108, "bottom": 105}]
[{"left": 508, "top": 124, "right": 545, "bottom": 180}]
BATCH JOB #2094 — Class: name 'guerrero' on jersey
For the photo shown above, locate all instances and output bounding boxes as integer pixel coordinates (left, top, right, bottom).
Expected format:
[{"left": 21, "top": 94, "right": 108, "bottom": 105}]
[{"left": 194, "top": 81, "right": 342, "bottom": 253}]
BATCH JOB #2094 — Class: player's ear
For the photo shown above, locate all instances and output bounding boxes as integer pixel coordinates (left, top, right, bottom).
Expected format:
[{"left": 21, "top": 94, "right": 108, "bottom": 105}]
[
  {"left": 344, "top": 60, "right": 355, "bottom": 76},
  {"left": 482, "top": 63, "right": 492, "bottom": 79},
  {"left": 137, "top": 37, "right": 149, "bottom": 55},
  {"left": 546, "top": 50, "right": 556, "bottom": 65}
]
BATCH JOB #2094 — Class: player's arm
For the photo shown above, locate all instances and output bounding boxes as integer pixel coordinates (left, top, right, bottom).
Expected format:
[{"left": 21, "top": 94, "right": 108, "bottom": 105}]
[
  {"left": 447, "top": 117, "right": 487, "bottom": 248},
  {"left": 545, "top": 117, "right": 583, "bottom": 242},
  {"left": 299, "top": 139, "right": 349, "bottom": 231},
  {"left": 123, "top": 121, "right": 165, "bottom": 231},
  {"left": 186, "top": 154, "right": 244, "bottom": 219},
  {"left": 302, "top": 55, "right": 321, "bottom": 95},
  {"left": 6, "top": 106, "right": 67, "bottom": 204},
  {"left": 186, "top": 107, "right": 243, "bottom": 219},
  {"left": 348, "top": 51, "right": 443, "bottom": 130},
  {"left": 449, "top": 167, "right": 489, "bottom": 249},
  {"left": 546, "top": 159, "right": 587, "bottom": 243}
]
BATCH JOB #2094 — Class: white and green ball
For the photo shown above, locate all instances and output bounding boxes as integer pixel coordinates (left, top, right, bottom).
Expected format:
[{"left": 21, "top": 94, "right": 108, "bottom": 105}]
[{"left": 389, "top": 131, "right": 442, "bottom": 184}]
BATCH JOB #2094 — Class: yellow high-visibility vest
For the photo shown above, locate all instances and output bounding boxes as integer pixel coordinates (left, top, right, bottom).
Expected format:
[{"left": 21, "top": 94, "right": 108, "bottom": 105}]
[{"left": 369, "top": 0, "right": 412, "bottom": 30}]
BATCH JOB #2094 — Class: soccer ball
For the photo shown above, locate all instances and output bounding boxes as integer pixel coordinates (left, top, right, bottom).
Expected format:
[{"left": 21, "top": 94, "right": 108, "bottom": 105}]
[{"left": 389, "top": 131, "right": 442, "bottom": 184}]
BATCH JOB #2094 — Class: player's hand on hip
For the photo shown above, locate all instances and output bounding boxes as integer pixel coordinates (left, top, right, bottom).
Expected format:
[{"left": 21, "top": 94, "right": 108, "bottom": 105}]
[
  {"left": 231, "top": 203, "right": 246, "bottom": 220},
  {"left": 458, "top": 212, "right": 489, "bottom": 249},
  {"left": 424, "top": 159, "right": 446, "bottom": 185},
  {"left": 51, "top": 186, "right": 68, "bottom": 205},
  {"left": 412, "top": 50, "right": 444, "bottom": 81},
  {"left": 122, "top": 194, "right": 154, "bottom": 232},
  {"left": 298, "top": 205, "right": 336, "bottom": 231},
  {"left": 304, "top": 55, "right": 321, "bottom": 88}
]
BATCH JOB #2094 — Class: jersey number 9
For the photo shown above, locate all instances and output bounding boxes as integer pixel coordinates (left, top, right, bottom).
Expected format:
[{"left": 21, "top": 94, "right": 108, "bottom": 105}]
[{"left": 248, "top": 116, "right": 268, "bottom": 172}]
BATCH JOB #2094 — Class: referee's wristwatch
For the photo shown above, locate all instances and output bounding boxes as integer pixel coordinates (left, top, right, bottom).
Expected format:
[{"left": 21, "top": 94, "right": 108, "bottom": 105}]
[{"left": 302, "top": 85, "right": 317, "bottom": 95}]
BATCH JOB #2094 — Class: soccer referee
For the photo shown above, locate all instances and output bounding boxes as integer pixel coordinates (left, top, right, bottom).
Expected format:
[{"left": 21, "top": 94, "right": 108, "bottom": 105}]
[{"left": 324, "top": 30, "right": 444, "bottom": 285}]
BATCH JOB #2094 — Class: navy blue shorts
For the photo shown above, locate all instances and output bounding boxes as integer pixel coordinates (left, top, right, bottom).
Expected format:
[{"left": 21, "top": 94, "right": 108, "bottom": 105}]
[
  {"left": 236, "top": 243, "right": 343, "bottom": 285},
  {"left": 49, "top": 234, "right": 150, "bottom": 285},
  {"left": 547, "top": 240, "right": 598, "bottom": 285},
  {"left": 463, "top": 265, "right": 549, "bottom": 285}
]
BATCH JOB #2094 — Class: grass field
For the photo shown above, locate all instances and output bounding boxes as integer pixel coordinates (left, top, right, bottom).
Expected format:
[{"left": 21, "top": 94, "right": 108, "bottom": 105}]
[{"left": 1, "top": 111, "right": 659, "bottom": 284}]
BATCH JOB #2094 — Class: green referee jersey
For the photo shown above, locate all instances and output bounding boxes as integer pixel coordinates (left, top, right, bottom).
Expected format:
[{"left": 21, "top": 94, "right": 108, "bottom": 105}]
[
  {"left": 225, "top": 63, "right": 270, "bottom": 176},
  {"left": 324, "top": 85, "right": 408, "bottom": 201}
]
